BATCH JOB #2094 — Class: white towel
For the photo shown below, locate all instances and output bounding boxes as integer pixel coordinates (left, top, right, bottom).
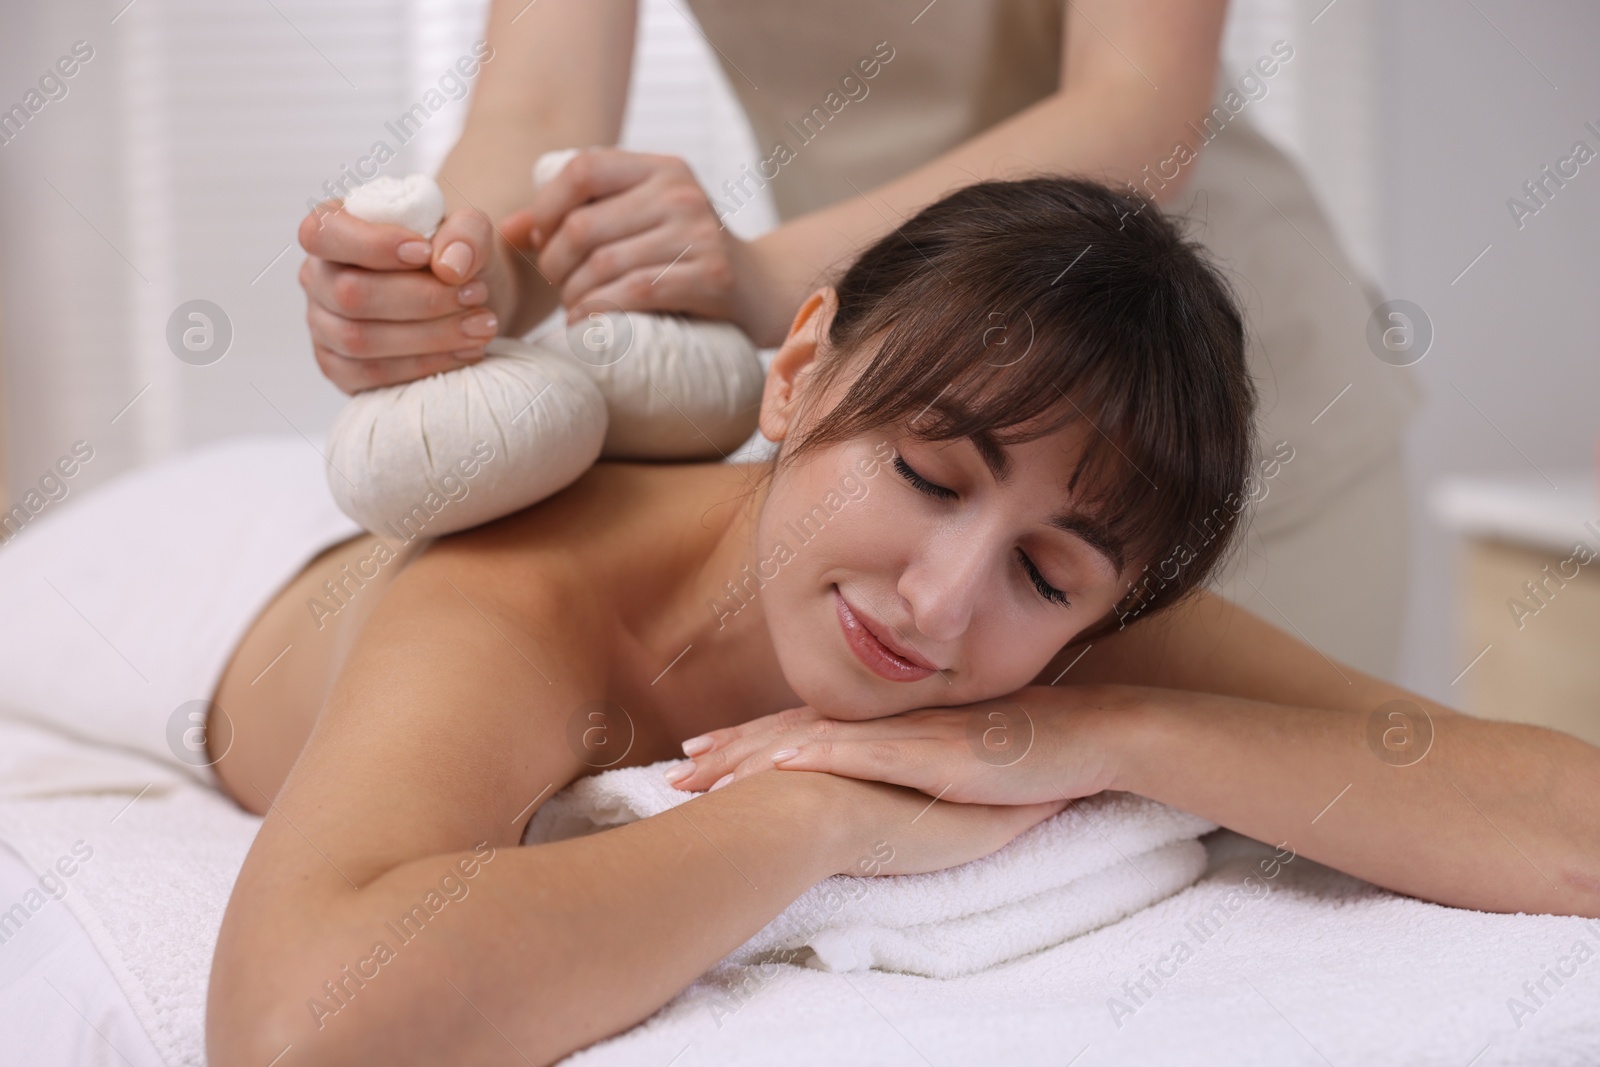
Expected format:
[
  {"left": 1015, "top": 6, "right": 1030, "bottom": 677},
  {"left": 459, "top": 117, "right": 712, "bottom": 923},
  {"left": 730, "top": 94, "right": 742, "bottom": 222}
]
[
  {"left": 3, "top": 717, "right": 1597, "bottom": 1067},
  {"left": 0, "top": 434, "right": 362, "bottom": 791},
  {"left": 524, "top": 761, "right": 1218, "bottom": 978},
  {"left": 0, "top": 717, "right": 260, "bottom": 1067}
]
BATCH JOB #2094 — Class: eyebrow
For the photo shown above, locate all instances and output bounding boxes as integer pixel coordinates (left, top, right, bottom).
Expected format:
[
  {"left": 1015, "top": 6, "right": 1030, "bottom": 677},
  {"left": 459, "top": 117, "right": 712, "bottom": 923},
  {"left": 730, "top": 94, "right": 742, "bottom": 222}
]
[
  {"left": 968, "top": 430, "right": 1127, "bottom": 573},
  {"left": 969, "top": 431, "right": 1013, "bottom": 484},
  {"left": 1044, "top": 511, "right": 1127, "bottom": 574}
]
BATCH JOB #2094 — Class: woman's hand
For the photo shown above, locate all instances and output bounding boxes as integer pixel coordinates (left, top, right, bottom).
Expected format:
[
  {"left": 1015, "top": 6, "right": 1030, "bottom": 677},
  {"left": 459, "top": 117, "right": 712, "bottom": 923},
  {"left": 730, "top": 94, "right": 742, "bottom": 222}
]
[
  {"left": 297, "top": 201, "right": 523, "bottom": 394},
  {"left": 504, "top": 147, "right": 773, "bottom": 333},
  {"left": 665, "top": 685, "right": 1130, "bottom": 807},
  {"left": 749, "top": 768, "right": 1073, "bottom": 878}
]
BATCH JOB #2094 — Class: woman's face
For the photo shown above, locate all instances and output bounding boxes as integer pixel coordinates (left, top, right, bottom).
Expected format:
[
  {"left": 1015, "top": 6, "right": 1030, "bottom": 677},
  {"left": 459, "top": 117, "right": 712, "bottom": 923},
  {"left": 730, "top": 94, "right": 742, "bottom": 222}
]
[{"left": 752, "top": 290, "right": 1135, "bottom": 721}]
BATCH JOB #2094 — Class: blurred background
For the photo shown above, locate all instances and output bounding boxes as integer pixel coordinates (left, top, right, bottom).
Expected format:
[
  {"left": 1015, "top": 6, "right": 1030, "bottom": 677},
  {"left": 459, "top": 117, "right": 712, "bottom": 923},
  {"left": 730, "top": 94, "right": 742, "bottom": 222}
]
[{"left": 0, "top": 0, "right": 1596, "bottom": 719}]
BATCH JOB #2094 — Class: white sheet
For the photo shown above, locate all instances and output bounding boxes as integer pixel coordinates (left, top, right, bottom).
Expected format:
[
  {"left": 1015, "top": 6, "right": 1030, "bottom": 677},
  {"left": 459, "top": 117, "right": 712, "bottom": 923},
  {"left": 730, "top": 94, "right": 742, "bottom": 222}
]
[
  {"left": 0, "top": 434, "right": 362, "bottom": 792},
  {"left": 1, "top": 710, "right": 1597, "bottom": 1066},
  {"left": 0, "top": 840, "right": 164, "bottom": 1067}
]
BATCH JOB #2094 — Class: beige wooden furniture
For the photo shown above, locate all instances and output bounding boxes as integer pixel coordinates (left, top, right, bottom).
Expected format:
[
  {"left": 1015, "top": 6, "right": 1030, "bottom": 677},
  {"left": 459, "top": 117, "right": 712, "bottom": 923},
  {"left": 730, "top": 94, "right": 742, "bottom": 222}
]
[
  {"left": 0, "top": 295, "right": 8, "bottom": 513},
  {"left": 1433, "top": 473, "right": 1600, "bottom": 746}
]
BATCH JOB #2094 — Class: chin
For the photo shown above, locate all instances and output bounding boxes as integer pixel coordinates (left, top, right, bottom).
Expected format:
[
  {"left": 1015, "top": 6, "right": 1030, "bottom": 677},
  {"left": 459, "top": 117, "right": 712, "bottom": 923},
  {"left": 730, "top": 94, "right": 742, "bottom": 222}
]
[
  {"left": 771, "top": 636, "right": 884, "bottom": 721},
  {"left": 766, "top": 586, "right": 933, "bottom": 722},
  {"left": 764, "top": 607, "right": 883, "bottom": 726}
]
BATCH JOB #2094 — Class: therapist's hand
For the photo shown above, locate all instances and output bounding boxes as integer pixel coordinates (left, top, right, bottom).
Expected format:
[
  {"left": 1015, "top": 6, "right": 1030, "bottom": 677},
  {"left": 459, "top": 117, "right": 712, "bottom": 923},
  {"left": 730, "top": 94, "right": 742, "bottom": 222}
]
[
  {"left": 503, "top": 147, "right": 770, "bottom": 335},
  {"left": 297, "top": 202, "right": 521, "bottom": 395}
]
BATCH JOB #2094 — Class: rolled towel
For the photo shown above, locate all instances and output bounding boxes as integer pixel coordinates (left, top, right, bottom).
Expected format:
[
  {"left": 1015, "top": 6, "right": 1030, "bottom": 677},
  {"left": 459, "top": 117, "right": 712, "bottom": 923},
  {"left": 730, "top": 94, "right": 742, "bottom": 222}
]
[
  {"left": 524, "top": 761, "right": 1218, "bottom": 978},
  {"left": 326, "top": 151, "right": 766, "bottom": 538}
]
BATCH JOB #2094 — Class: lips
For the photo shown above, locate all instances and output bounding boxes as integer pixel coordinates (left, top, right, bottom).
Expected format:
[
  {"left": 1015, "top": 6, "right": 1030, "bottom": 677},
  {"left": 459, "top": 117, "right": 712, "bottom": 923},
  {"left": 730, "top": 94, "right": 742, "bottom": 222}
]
[{"left": 833, "top": 585, "right": 938, "bottom": 682}]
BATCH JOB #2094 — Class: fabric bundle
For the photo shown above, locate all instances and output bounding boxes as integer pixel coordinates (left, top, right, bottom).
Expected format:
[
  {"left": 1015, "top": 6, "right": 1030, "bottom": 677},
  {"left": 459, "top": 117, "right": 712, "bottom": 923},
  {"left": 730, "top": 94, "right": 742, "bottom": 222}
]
[{"left": 328, "top": 153, "right": 768, "bottom": 539}]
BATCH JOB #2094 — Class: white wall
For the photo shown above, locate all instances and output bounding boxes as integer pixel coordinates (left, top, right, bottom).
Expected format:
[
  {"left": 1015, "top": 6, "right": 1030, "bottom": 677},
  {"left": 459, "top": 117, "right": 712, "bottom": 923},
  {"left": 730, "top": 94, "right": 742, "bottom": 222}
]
[
  {"left": 0, "top": 0, "right": 771, "bottom": 501},
  {"left": 1376, "top": 0, "right": 1600, "bottom": 701},
  {"left": 1, "top": 0, "right": 416, "bottom": 493}
]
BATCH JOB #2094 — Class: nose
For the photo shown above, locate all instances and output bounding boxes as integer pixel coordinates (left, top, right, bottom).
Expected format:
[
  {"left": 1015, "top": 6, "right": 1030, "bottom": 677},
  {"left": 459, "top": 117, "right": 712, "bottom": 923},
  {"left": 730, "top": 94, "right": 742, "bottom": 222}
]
[{"left": 896, "top": 520, "right": 995, "bottom": 646}]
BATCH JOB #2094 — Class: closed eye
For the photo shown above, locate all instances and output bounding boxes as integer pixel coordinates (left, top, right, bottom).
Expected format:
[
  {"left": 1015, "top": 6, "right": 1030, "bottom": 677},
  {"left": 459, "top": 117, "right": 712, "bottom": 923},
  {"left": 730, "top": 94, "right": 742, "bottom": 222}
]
[
  {"left": 893, "top": 455, "right": 1071, "bottom": 608},
  {"left": 893, "top": 455, "right": 956, "bottom": 500},
  {"left": 1017, "top": 548, "right": 1071, "bottom": 607}
]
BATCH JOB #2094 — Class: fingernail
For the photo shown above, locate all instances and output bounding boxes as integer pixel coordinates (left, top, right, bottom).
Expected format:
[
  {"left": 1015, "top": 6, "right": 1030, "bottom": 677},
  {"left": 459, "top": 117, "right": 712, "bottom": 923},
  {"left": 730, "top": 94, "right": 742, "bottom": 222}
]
[
  {"left": 681, "top": 735, "right": 714, "bottom": 757},
  {"left": 709, "top": 773, "right": 734, "bottom": 792},
  {"left": 440, "top": 241, "right": 473, "bottom": 278},
  {"left": 662, "top": 762, "right": 694, "bottom": 785},
  {"left": 460, "top": 312, "right": 498, "bottom": 338},
  {"left": 457, "top": 281, "right": 487, "bottom": 306},
  {"left": 453, "top": 348, "right": 485, "bottom": 363},
  {"left": 769, "top": 748, "right": 800, "bottom": 763},
  {"left": 397, "top": 241, "right": 431, "bottom": 266}
]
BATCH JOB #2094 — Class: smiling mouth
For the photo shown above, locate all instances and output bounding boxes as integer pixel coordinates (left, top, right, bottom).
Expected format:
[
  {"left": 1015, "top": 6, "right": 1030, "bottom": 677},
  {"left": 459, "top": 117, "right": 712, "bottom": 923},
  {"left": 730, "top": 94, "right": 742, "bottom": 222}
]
[{"left": 832, "top": 584, "right": 939, "bottom": 682}]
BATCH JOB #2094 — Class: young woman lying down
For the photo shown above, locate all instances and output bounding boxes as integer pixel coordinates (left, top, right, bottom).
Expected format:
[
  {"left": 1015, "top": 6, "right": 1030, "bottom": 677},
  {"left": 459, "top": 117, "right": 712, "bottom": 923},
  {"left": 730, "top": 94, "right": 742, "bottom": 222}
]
[{"left": 204, "top": 177, "right": 1600, "bottom": 1066}]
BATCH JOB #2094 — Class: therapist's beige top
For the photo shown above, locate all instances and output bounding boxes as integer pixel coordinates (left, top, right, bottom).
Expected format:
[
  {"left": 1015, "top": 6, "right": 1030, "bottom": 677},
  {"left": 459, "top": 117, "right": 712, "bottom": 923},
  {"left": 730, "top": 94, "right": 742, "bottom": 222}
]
[{"left": 685, "top": 0, "right": 1421, "bottom": 535}]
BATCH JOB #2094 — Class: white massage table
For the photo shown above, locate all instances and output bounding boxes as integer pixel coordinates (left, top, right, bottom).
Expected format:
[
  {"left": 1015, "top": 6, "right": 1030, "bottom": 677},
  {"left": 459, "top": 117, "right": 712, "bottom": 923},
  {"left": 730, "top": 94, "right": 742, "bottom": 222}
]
[
  {"left": 0, "top": 437, "right": 1594, "bottom": 1065},
  {"left": 0, "top": 841, "right": 165, "bottom": 1067},
  {"left": 0, "top": 709, "right": 1596, "bottom": 1067}
]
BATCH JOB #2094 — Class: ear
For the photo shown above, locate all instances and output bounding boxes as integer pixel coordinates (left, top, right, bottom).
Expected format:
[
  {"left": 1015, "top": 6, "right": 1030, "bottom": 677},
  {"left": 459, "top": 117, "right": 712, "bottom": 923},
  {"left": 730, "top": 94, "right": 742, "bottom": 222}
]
[{"left": 758, "top": 286, "right": 838, "bottom": 443}]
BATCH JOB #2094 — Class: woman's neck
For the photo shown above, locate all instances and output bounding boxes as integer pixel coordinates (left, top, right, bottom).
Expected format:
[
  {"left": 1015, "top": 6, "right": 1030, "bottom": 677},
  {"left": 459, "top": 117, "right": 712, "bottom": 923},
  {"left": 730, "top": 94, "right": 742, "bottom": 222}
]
[
  {"left": 609, "top": 459, "right": 804, "bottom": 739},
  {"left": 689, "top": 461, "right": 801, "bottom": 692}
]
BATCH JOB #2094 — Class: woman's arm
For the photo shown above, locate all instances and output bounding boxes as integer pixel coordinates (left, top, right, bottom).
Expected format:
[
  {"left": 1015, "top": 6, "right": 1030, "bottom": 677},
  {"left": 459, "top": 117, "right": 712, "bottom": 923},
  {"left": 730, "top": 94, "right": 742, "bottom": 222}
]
[
  {"left": 207, "top": 511, "right": 1065, "bottom": 1067},
  {"left": 1058, "top": 589, "right": 1600, "bottom": 917},
  {"left": 1099, "top": 683, "right": 1600, "bottom": 917},
  {"left": 205, "top": 523, "right": 841, "bottom": 1067},
  {"left": 673, "top": 590, "right": 1600, "bottom": 918},
  {"left": 733, "top": 0, "right": 1230, "bottom": 346}
]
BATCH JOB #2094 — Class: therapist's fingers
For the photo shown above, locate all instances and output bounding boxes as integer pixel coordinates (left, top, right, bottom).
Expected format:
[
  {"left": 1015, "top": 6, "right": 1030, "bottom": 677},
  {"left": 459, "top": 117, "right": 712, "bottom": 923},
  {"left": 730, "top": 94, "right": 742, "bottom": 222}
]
[
  {"left": 533, "top": 179, "right": 671, "bottom": 288},
  {"left": 301, "top": 257, "right": 490, "bottom": 322},
  {"left": 428, "top": 206, "right": 499, "bottom": 285},
  {"left": 500, "top": 208, "right": 537, "bottom": 251},
  {"left": 306, "top": 302, "right": 496, "bottom": 369},
  {"left": 298, "top": 200, "right": 436, "bottom": 272},
  {"left": 523, "top": 147, "right": 659, "bottom": 255},
  {"left": 561, "top": 232, "right": 712, "bottom": 317},
  {"left": 313, "top": 344, "right": 483, "bottom": 396}
]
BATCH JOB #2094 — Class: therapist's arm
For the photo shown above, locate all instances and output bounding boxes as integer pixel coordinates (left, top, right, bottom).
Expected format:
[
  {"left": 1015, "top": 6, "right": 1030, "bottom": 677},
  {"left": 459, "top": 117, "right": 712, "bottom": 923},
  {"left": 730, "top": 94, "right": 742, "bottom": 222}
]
[
  {"left": 297, "top": 0, "right": 638, "bottom": 394},
  {"left": 435, "top": 0, "right": 639, "bottom": 337},
  {"left": 733, "top": 0, "right": 1231, "bottom": 347}
]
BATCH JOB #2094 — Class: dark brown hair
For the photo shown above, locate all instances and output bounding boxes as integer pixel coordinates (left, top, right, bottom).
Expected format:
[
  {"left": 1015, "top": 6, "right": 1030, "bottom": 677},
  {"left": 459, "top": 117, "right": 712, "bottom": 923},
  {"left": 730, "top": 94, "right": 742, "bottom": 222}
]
[{"left": 768, "top": 175, "right": 1257, "bottom": 633}]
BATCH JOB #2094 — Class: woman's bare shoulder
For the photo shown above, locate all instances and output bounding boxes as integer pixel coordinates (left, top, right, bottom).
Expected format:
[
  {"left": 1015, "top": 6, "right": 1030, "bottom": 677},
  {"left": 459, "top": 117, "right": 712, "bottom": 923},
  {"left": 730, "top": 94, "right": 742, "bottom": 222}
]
[{"left": 428, "top": 460, "right": 757, "bottom": 587}]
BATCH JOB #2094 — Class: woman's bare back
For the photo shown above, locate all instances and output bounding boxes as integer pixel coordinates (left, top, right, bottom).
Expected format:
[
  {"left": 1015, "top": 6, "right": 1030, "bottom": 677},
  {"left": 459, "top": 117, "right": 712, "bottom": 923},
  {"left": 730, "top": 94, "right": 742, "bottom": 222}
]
[{"left": 208, "top": 458, "right": 778, "bottom": 814}]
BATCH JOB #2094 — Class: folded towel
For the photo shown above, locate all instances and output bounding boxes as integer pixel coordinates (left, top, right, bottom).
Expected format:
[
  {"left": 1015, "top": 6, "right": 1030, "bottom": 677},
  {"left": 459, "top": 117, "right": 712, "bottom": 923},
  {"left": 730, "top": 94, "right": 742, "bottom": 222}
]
[{"left": 523, "top": 761, "right": 1218, "bottom": 978}]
